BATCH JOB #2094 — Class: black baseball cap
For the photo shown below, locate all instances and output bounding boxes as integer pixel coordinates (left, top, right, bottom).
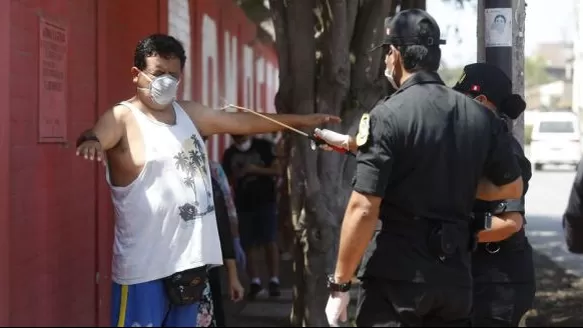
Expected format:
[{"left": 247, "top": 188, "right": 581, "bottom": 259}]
[
  {"left": 371, "top": 9, "right": 446, "bottom": 51},
  {"left": 453, "top": 63, "right": 526, "bottom": 119}
]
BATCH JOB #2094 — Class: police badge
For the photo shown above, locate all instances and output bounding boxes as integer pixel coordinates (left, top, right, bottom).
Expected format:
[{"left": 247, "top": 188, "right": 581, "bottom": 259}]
[{"left": 355, "top": 113, "right": 371, "bottom": 147}]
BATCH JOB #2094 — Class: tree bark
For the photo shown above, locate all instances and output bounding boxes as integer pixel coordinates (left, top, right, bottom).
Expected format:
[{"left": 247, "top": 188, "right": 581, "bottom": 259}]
[
  {"left": 511, "top": 0, "right": 526, "bottom": 146},
  {"left": 400, "top": 0, "right": 426, "bottom": 10},
  {"left": 268, "top": 0, "right": 399, "bottom": 326}
]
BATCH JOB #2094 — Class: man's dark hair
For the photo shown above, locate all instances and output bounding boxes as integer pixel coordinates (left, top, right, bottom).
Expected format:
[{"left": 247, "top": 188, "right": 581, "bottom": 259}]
[
  {"left": 134, "top": 34, "right": 187, "bottom": 70},
  {"left": 398, "top": 45, "right": 441, "bottom": 72},
  {"left": 397, "top": 21, "right": 441, "bottom": 72}
]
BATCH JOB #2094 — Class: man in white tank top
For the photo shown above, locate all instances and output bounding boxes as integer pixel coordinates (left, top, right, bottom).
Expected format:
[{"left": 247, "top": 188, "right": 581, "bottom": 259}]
[{"left": 74, "top": 34, "right": 340, "bottom": 328}]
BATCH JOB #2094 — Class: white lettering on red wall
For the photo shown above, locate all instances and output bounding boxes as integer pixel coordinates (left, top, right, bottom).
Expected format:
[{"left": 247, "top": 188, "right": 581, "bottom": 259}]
[
  {"left": 168, "top": 0, "right": 192, "bottom": 100},
  {"left": 201, "top": 14, "right": 220, "bottom": 161},
  {"left": 242, "top": 45, "right": 254, "bottom": 110},
  {"left": 255, "top": 56, "right": 265, "bottom": 111},
  {"left": 265, "top": 62, "right": 274, "bottom": 113},
  {"left": 168, "top": 6, "right": 280, "bottom": 162}
]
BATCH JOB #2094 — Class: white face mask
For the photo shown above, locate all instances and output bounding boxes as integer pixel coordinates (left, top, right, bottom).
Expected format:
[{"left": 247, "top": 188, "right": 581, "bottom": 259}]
[
  {"left": 235, "top": 139, "right": 252, "bottom": 152},
  {"left": 138, "top": 72, "right": 179, "bottom": 106},
  {"left": 384, "top": 66, "right": 399, "bottom": 90}
]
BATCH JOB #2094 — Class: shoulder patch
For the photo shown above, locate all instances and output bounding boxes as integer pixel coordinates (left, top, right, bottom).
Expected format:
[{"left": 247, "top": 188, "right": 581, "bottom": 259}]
[{"left": 355, "top": 113, "right": 371, "bottom": 147}]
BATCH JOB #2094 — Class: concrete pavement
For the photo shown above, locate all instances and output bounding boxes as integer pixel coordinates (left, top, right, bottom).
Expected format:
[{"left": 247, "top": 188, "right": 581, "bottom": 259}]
[{"left": 525, "top": 164, "right": 583, "bottom": 276}]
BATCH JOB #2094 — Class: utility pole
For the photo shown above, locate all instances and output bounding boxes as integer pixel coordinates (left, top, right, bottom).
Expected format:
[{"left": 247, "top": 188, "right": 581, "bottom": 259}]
[{"left": 478, "top": 0, "right": 526, "bottom": 147}]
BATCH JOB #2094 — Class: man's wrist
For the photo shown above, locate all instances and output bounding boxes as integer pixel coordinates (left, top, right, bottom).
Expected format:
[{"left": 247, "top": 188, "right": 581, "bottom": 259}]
[
  {"left": 76, "top": 130, "right": 100, "bottom": 147},
  {"left": 333, "top": 272, "right": 351, "bottom": 284},
  {"left": 327, "top": 274, "right": 352, "bottom": 292}
]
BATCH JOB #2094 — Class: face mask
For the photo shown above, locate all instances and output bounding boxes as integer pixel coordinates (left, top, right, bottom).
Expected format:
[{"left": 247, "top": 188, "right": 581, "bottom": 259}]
[
  {"left": 138, "top": 72, "right": 179, "bottom": 106},
  {"left": 235, "top": 139, "right": 252, "bottom": 152}
]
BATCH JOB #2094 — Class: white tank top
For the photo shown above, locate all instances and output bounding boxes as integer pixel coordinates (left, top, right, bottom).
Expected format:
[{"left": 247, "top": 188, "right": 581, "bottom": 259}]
[{"left": 107, "top": 101, "right": 223, "bottom": 285}]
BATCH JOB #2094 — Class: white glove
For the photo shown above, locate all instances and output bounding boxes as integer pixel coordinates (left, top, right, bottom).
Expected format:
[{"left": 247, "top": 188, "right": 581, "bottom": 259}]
[
  {"left": 325, "top": 291, "right": 350, "bottom": 327},
  {"left": 314, "top": 128, "right": 350, "bottom": 151}
]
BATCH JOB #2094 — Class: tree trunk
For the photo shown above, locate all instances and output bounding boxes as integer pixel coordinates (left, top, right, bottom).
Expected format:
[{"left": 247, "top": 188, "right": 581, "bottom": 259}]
[
  {"left": 270, "top": 0, "right": 393, "bottom": 326},
  {"left": 400, "top": 0, "right": 426, "bottom": 10},
  {"left": 511, "top": 0, "right": 526, "bottom": 146},
  {"left": 265, "top": 2, "right": 487, "bottom": 326}
]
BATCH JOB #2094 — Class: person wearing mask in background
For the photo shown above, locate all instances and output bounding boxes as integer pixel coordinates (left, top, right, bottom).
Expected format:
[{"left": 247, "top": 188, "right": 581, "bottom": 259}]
[
  {"left": 208, "top": 157, "right": 247, "bottom": 270},
  {"left": 222, "top": 134, "right": 281, "bottom": 300},
  {"left": 196, "top": 138, "right": 246, "bottom": 327},
  {"left": 75, "top": 33, "right": 340, "bottom": 327},
  {"left": 453, "top": 63, "right": 535, "bottom": 327},
  {"left": 315, "top": 9, "right": 523, "bottom": 326}
]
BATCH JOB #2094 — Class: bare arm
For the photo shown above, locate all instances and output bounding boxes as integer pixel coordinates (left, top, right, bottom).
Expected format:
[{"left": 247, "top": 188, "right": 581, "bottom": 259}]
[
  {"left": 78, "top": 105, "right": 126, "bottom": 150},
  {"left": 334, "top": 192, "right": 381, "bottom": 283},
  {"left": 180, "top": 101, "right": 340, "bottom": 137},
  {"left": 76, "top": 105, "right": 127, "bottom": 161},
  {"left": 224, "top": 259, "right": 239, "bottom": 282},
  {"left": 478, "top": 211, "right": 523, "bottom": 242},
  {"left": 476, "top": 177, "right": 523, "bottom": 201}
]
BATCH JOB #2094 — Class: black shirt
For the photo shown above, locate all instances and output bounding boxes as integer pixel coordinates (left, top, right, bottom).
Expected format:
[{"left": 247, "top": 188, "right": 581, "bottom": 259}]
[
  {"left": 472, "top": 136, "right": 535, "bottom": 284},
  {"left": 222, "top": 138, "right": 277, "bottom": 211},
  {"left": 563, "top": 155, "right": 583, "bottom": 253},
  {"left": 356, "top": 72, "right": 522, "bottom": 286},
  {"left": 211, "top": 177, "right": 235, "bottom": 260}
]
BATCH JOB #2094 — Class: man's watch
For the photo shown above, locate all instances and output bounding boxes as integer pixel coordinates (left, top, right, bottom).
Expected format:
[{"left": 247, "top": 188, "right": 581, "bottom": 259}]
[{"left": 326, "top": 274, "right": 351, "bottom": 292}]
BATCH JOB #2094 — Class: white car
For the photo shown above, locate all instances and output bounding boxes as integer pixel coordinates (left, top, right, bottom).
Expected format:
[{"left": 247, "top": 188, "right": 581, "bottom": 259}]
[{"left": 529, "top": 111, "right": 581, "bottom": 171}]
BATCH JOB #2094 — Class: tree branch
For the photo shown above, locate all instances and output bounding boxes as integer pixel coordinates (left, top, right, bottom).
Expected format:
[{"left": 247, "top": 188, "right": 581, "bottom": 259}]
[{"left": 347, "top": 0, "right": 392, "bottom": 123}]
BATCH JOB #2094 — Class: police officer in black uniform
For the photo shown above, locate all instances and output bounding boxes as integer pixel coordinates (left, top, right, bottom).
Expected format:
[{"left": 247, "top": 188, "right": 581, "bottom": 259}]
[
  {"left": 453, "top": 63, "right": 535, "bottom": 327},
  {"left": 323, "top": 9, "right": 524, "bottom": 327}
]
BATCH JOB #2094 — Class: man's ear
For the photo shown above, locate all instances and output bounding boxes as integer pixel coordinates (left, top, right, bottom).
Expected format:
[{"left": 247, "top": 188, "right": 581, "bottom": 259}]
[{"left": 131, "top": 67, "right": 140, "bottom": 84}]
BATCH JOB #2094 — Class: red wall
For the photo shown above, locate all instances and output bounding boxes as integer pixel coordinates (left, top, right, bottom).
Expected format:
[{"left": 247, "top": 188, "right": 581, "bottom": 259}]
[
  {"left": 6, "top": 0, "right": 98, "bottom": 325},
  {"left": 0, "top": 0, "right": 278, "bottom": 326},
  {"left": 191, "top": 0, "right": 280, "bottom": 163},
  {"left": 0, "top": 0, "right": 10, "bottom": 326}
]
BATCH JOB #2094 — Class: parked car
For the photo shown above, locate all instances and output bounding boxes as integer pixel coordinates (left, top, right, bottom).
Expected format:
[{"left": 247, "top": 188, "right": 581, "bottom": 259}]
[{"left": 529, "top": 111, "right": 581, "bottom": 171}]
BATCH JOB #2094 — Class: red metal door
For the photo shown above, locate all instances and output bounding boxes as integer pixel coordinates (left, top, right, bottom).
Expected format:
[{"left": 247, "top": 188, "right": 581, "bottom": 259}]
[{"left": 7, "top": 0, "right": 99, "bottom": 325}]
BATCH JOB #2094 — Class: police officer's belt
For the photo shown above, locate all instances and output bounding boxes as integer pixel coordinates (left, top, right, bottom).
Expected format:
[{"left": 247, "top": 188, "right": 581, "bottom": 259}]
[{"left": 379, "top": 202, "right": 470, "bottom": 226}]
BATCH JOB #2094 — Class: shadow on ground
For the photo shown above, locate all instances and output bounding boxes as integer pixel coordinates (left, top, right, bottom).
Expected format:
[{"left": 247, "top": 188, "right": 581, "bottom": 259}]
[
  {"left": 524, "top": 250, "right": 583, "bottom": 327},
  {"left": 221, "top": 249, "right": 583, "bottom": 327}
]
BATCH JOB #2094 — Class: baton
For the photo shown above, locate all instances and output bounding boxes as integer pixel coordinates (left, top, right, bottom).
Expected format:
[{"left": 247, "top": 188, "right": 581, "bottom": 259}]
[{"left": 219, "top": 100, "right": 355, "bottom": 157}]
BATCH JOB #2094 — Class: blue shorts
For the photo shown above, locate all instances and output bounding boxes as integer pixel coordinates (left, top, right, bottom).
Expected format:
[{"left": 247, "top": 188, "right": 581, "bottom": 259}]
[{"left": 111, "top": 279, "right": 199, "bottom": 327}]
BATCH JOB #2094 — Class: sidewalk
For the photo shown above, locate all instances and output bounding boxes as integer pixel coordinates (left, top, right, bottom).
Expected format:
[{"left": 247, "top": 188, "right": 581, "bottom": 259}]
[
  {"left": 220, "top": 249, "right": 583, "bottom": 327},
  {"left": 222, "top": 258, "right": 294, "bottom": 327},
  {"left": 221, "top": 258, "right": 358, "bottom": 327}
]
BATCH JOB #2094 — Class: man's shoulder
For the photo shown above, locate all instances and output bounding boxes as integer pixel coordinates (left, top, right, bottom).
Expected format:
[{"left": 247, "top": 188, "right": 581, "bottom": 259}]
[{"left": 111, "top": 102, "right": 134, "bottom": 122}]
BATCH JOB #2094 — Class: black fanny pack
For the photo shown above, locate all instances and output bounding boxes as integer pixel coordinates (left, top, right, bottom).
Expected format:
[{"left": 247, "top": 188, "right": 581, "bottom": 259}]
[{"left": 163, "top": 266, "right": 208, "bottom": 306}]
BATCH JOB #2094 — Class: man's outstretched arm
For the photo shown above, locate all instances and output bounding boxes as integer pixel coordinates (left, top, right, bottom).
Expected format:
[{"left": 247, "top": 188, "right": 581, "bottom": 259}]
[
  {"left": 76, "top": 104, "right": 127, "bottom": 162},
  {"left": 181, "top": 101, "right": 341, "bottom": 137}
]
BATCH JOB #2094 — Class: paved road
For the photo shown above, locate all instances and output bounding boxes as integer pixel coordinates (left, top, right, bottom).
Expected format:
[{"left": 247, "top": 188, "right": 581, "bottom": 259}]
[{"left": 525, "top": 163, "right": 583, "bottom": 277}]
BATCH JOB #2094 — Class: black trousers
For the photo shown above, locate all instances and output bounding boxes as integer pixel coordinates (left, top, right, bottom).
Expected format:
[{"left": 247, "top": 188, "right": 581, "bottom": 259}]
[
  {"left": 471, "top": 283, "right": 535, "bottom": 327},
  {"left": 356, "top": 277, "right": 472, "bottom": 327},
  {"left": 208, "top": 267, "right": 226, "bottom": 327}
]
